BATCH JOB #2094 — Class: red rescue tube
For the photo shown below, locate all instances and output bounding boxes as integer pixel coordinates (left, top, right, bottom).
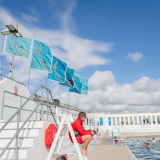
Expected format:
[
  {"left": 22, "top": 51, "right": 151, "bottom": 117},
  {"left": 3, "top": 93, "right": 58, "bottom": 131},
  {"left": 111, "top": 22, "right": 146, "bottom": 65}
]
[{"left": 45, "top": 124, "right": 58, "bottom": 148}]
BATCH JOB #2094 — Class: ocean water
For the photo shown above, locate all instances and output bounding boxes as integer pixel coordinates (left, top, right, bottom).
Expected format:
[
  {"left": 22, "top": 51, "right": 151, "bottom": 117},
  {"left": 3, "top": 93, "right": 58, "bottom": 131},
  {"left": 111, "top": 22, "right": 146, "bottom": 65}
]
[{"left": 123, "top": 137, "right": 160, "bottom": 160}]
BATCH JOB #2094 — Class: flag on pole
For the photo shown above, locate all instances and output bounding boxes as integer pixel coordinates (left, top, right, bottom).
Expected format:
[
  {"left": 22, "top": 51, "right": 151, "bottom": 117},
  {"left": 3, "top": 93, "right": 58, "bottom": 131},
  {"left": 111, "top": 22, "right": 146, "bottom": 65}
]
[
  {"left": 69, "top": 75, "right": 82, "bottom": 94},
  {"left": 4, "top": 34, "right": 32, "bottom": 59},
  {"left": 48, "top": 56, "right": 67, "bottom": 82},
  {"left": 81, "top": 78, "right": 88, "bottom": 95},
  {"left": 31, "top": 39, "right": 52, "bottom": 72},
  {"left": 59, "top": 67, "right": 75, "bottom": 88},
  {"left": 3, "top": 16, "right": 33, "bottom": 57}
]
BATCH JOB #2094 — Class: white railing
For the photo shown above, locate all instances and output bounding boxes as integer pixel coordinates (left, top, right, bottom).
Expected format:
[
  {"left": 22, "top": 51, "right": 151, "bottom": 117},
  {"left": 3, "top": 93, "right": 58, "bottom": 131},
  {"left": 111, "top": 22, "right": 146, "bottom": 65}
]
[{"left": 120, "top": 127, "right": 160, "bottom": 133}]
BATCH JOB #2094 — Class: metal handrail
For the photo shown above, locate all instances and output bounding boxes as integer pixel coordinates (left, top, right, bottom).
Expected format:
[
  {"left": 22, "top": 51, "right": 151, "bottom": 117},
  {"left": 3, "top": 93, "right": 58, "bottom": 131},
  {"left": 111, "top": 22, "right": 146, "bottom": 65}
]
[
  {"left": 2, "top": 89, "right": 79, "bottom": 123},
  {"left": 1, "top": 90, "right": 61, "bottom": 121},
  {"left": 0, "top": 103, "right": 41, "bottom": 158},
  {"left": 0, "top": 85, "right": 58, "bottom": 159}
]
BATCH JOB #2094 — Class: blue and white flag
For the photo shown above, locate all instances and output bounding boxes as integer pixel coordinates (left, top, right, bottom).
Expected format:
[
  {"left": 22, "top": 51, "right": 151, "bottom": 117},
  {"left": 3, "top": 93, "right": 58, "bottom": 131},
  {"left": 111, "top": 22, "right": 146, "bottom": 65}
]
[
  {"left": 59, "top": 67, "right": 75, "bottom": 88},
  {"left": 81, "top": 78, "right": 88, "bottom": 95},
  {"left": 31, "top": 39, "right": 52, "bottom": 72},
  {"left": 48, "top": 56, "right": 67, "bottom": 82},
  {"left": 4, "top": 34, "right": 32, "bottom": 59},
  {"left": 69, "top": 75, "right": 82, "bottom": 94}
]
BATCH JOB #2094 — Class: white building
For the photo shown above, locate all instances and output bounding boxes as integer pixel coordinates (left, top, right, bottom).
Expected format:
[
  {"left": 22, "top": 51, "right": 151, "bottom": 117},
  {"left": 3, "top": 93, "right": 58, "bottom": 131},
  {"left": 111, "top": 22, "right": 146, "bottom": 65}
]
[{"left": 86, "top": 112, "right": 160, "bottom": 131}]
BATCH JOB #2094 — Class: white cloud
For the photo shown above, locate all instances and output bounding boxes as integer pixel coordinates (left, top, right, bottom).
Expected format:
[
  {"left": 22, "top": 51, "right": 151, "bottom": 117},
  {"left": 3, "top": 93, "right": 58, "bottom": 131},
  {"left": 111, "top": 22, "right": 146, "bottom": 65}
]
[
  {"left": 60, "top": 70, "right": 160, "bottom": 113},
  {"left": 48, "top": 0, "right": 58, "bottom": 6},
  {"left": 89, "top": 70, "right": 115, "bottom": 90},
  {"left": 125, "top": 51, "right": 143, "bottom": 62},
  {"left": 21, "top": 13, "right": 39, "bottom": 23},
  {"left": 58, "top": 0, "right": 77, "bottom": 32},
  {"left": 21, "top": 7, "right": 39, "bottom": 23},
  {"left": 0, "top": 4, "right": 114, "bottom": 85}
]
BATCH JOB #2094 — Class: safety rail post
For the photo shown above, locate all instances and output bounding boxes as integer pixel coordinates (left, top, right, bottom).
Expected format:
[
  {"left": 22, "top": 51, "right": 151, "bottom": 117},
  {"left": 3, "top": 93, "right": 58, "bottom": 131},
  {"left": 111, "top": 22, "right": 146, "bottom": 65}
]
[
  {"left": 36, "top": 101, "right": 37, "bottom": 120},
  {"left": 1, "top": 91, "right": 5, "bottom": 120},
  {"left": 112, "top": 129, "right": 114, "bottom": 144},
  {"left": 20, "top": 97, "right": 22, "bottom": 121},
  {"left": 15, "top": 111, "right": 20, "bottom": 160},
  {"left": 41, "top": 86, "right": 43, "bottom": 120},
  {"left": 47, "top": 89, "right": 49, "bottom": 121}
]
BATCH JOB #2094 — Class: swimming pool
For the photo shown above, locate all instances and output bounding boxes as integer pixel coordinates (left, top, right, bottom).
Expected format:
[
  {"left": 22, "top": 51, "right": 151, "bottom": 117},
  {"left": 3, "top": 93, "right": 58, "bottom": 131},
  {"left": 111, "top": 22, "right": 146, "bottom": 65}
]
[{"left": 123, "top": 137, "right": 160, "bottom": 160}]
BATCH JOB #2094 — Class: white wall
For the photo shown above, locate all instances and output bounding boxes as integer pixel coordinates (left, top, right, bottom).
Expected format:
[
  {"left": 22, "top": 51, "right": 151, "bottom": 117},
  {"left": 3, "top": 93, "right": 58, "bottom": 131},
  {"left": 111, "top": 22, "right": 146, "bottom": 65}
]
[
  {"left": 0, "top": 78, "right": 79, "bottom": 122},
  {"left": 0, "top": 78, "right": 59, "bottom": 122}
]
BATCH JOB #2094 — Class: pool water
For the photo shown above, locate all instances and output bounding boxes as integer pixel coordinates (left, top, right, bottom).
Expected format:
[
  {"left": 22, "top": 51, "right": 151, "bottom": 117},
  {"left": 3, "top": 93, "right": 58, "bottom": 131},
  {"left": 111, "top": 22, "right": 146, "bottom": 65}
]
[{"left": 123, "top": 137, "right": 160, "bottom": 160}]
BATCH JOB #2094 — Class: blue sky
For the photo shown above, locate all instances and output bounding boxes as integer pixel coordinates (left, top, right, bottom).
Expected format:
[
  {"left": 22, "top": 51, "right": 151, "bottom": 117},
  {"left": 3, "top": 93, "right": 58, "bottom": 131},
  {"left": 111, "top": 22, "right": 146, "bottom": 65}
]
[{"left": 0, "top": 0, "right": 160, "bottom": 113}]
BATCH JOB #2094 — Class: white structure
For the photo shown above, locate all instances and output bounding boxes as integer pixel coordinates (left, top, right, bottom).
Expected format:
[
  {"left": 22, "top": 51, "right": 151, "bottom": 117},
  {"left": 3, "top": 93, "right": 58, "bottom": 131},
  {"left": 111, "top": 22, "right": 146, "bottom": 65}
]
[
  {"left": 0, "top": 78, "right": 92, "bottom": 160},
  {"left": 0, "top": 120, "right": 52, "bottom": 160},
  {"left": 87, "top": 112, "right": 160, "bottom": 131},
  {"left": 0, "top": 78, "right": 80, "bottom": 122}
]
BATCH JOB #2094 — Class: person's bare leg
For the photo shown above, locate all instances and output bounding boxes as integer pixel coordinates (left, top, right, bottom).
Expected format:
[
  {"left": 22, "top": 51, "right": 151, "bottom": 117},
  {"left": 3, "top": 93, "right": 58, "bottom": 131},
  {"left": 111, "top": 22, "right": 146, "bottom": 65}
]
[
  {"left": 86, "top": 150, "right": 89, "bottom": 156},
  {"left": 81, "top": 135, "right": 92, "bottom": 157}
]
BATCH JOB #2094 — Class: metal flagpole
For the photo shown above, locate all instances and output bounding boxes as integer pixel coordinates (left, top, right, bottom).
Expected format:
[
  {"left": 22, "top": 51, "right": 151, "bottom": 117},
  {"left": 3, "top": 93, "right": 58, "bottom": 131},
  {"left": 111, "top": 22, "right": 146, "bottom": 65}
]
[
  {"left": 28, "top": 61, "right": 31, "bottom": 90},
  {"left": 11, "top": 34, "right": 15, "bottom": 80},
  {"left": 59, "top": 83, "right": 60, "bottom": 102},
  {"left": 46, "top": 76, "right": 47, "bottom": 88},
  {"left": 67, "top": 92, "right": 70, "bottom": 114},
  {"left": 76, "top": 94, "right": 77, "bottom": 108},
  {"left": 68, "top": 92, "right": 70, "bottom": 106},
  {"left": 1, "top": 53, "right": 4, "bottom": 80}
]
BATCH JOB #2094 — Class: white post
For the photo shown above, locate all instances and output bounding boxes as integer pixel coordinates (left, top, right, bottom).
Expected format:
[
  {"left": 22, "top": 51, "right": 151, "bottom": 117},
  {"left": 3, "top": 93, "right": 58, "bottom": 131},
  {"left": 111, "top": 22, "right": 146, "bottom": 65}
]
[
  {"left": 155, "top": 115, "right": 158, "bottom": 125},
  {"left": 56, "top": 107, "right": 59, "bottom": 124},
  {"left": 115, "top": 117, "right": 117, "bottom": 126},
  {"left": 137, "top": 116, "right": 139, "bottom": 125},
  {"left": 124, "top": 117, "right": 126, "bottom": 125},
  {"left": 132, "top": 116, "right": 135, "bottom": 125},
  {"left": 119, "top": 117, "right": 121, "bottom": 126},
  {"left": 151, "top": 116, "right": 153, "bottom": 125},
  {"left": 145, "top": 116, "right": 147, "bottom": 124},
  {"left": 128, "top": 116, "right": 130, "bottom": 125},
  {"left": 47, "top": 114, "right": 67, "bottom": 160},
  {"left": 141, "top": 116, "right": 143, "bottom": 125}
]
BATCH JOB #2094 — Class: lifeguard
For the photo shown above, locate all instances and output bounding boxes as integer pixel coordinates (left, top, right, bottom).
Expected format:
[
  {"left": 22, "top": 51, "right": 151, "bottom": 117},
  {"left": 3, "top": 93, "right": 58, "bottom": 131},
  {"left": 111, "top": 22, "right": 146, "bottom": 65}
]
[{"left": 69, "top": 112, "right": 95, "bottom": 157}]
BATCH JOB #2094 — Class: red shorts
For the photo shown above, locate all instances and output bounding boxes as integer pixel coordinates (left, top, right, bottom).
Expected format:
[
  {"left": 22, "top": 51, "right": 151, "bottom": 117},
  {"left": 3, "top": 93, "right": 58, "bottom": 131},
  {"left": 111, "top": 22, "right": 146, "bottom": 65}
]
[{"left": 76, "top": 135, "right": 82, "bottom": 144}]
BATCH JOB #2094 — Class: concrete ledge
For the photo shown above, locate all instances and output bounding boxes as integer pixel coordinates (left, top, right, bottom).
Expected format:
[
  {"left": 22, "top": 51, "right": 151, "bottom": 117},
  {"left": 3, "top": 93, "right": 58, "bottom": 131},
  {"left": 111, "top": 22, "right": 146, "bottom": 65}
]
[{"left": 124, "top": 145, "right": 137, "bottom": 160}]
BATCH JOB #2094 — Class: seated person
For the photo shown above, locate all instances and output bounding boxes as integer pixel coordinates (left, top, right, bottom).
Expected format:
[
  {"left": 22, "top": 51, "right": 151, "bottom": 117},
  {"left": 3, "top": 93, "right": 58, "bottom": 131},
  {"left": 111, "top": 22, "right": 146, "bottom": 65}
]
[
  {"left": 140, "top": 142, "right": 151, "bottom": 148},
  {"left": 151, "top": 138, "right": 156, "bottom": 144},
  {"left": 114, "top": 136, "right": 117, "bottom": 142},
  {"left": 115, "top": 140, "right": 119, "bottom": 144},
  {"left": 69, "top": 112, "right": 95, "bottom": 157}
]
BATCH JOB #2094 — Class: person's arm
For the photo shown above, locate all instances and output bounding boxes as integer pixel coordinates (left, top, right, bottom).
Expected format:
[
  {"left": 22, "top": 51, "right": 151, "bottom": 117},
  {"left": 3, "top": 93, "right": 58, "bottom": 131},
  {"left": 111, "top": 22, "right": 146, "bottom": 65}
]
[
  {"left": 76, "top": 121, "right": 92, "bottom": 135},
  {"left": 139, "top": 144, "right": 144, "bottom": 147}
]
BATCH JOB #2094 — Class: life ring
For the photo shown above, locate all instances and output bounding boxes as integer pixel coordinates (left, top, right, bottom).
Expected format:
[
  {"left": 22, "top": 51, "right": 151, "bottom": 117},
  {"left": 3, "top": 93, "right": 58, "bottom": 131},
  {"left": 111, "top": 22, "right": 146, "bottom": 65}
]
[{"left": 45, "top": 124, "right": 58, "bottom": 148}]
